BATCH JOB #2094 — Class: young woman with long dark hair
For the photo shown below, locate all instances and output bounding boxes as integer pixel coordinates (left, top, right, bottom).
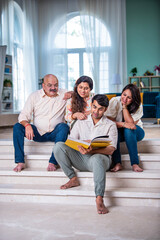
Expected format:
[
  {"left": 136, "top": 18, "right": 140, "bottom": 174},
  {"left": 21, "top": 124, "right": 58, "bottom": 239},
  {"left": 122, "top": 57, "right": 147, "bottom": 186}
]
[
  {"left": 65, "top": 75, "right": 93, "bottom": 126},
  {"left": 106, "top": 84, "right": 145, "bottom": 172}
]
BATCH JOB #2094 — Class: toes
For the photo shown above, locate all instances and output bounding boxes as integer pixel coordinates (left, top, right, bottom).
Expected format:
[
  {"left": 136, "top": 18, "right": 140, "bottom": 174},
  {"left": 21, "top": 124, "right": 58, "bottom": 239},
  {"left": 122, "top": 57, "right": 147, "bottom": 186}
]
[
  {"left": 47, "top": 164, "right": 57, "bottom": 171},
  {"left": 98, "top": 210, "right": 102, "bottom": 214}
]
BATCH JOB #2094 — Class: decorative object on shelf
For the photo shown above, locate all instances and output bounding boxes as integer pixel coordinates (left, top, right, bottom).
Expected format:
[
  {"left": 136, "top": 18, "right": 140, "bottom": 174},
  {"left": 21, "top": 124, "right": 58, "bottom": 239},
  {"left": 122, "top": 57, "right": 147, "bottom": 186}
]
[
  {"left": 144, "top": 70, "right": 154, "bottom": 76},
  {"left": 4, "top": 79, "right": 12, "bottom": 87},
  {"left": 154, "top": 65, "right": 160, "bottom": 76},
  {"left": 133, "top": 81, "right": 137, "bottom": 85},
  {"left": 130, "top": 67, "right": 137, "bottom": 76},
  {"left": 5, "top": 67, "right": 10, "bottom": 73},
  {"left": 140, "top": 81, "right": 145, "bottom": 88},
  {"left": 5, "top": 56, "right": 8, "bottom": 63}
]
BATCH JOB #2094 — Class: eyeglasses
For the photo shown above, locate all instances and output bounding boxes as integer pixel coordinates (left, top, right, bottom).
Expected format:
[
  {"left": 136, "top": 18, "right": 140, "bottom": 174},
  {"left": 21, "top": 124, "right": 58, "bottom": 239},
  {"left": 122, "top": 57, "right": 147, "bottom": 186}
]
[{"left": 44, "top": 83, "right": 58, "bottom": 88}]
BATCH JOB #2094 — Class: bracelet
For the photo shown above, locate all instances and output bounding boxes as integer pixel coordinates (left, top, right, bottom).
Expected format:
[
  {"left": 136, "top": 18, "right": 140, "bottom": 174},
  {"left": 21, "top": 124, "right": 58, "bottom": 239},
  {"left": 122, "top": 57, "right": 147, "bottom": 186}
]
[
  {"left": 25, "top": 123, "right": 30, "bottom": 128},
  {"left": 122, "top": 122, "right": 125, "bottom": 128}
]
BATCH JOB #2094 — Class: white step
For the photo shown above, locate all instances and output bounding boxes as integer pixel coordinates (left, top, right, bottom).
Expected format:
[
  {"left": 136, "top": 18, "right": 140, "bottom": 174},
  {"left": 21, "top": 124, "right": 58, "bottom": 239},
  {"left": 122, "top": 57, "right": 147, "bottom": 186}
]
[
  {"left": 1, "top": 138, "right": 160, "bottom": 154},
  {"left": 0, "top": 183, "right": 159, "bottom": 207},
  {"left": 122, "top": 153, "right": 160, "bottom": 170},
  {"left": 121, "top": 139, "right": 160, "bottom": 154},
  {"left": 0, "top": 168, "right": 160, "bottom": 188},
  {"left": 0, "top": 139, "right": 54, "bottom": 154},
  {"left": 0, "top": 153, "right": 160, "bottom": 170}
]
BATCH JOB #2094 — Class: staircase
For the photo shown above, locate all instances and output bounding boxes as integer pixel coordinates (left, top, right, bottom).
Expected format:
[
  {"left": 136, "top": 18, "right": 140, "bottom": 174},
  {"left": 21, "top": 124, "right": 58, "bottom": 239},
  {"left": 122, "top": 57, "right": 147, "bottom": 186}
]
[{"left": 0, "top": 138, "right": 160, "bottom": 207}]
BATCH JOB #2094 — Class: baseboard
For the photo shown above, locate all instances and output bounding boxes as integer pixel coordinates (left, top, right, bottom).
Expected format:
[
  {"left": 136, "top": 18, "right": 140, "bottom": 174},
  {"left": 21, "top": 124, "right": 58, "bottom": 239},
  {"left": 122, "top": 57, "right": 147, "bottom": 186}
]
[{"left": 0, "top": 112, "right": 19, "bottom": 127}]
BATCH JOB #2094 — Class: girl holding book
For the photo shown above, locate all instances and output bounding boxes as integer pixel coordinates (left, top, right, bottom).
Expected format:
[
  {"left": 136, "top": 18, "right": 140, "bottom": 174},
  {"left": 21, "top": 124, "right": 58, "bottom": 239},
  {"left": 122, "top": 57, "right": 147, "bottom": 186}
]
[
  {"left": 65, "top": 75, "right": 93, "bottom": 127},
  {"left": 106, "top": 83, "right": 145, "bottom": 172}
]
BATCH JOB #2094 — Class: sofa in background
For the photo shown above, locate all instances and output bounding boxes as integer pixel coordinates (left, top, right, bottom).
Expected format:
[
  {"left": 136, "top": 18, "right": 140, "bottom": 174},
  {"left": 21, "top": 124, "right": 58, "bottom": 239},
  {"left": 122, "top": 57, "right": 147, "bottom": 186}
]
[
  {"left": 142, "top": 92, "right": 160, "bottom": 118},
  {"left": 105, "top": 92, "right": 160, "bottom": 119}
]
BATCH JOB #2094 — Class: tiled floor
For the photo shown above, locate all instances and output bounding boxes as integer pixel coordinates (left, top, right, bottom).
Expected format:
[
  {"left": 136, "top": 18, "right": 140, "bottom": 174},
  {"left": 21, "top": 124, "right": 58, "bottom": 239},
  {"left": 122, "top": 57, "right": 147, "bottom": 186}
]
[{"left": 0, "top": 202, "right": 160, "bottom": 240}]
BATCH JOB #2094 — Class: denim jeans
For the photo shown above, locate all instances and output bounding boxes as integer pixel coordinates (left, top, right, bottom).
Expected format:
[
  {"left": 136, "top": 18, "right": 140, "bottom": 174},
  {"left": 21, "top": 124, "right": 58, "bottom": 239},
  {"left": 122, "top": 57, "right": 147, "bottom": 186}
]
[
  {"left": 13, "top": 122, "right": 69, "bottom": 165},
  {"left": 112, "top": 125, "right": 145, "bottom": 166}
]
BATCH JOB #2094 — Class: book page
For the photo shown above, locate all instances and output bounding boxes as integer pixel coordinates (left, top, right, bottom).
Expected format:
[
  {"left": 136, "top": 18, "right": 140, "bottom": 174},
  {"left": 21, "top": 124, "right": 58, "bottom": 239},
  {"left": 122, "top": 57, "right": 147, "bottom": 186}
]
[{"left": 91, "top": 135, "right": 111, "bottom": 143}]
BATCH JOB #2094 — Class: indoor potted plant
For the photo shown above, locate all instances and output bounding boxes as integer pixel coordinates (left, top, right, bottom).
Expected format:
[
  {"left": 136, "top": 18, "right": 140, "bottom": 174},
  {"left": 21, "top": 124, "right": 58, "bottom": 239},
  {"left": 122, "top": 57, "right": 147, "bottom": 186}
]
[
  {"left": 3, "top": 79, "right": 12, "bottom": 87},
  {"left": 130, "top": 67, "right": 137, "bottom": 76},
  {"left": 154, "top": 65, "right": 160, "bottom": 76}
]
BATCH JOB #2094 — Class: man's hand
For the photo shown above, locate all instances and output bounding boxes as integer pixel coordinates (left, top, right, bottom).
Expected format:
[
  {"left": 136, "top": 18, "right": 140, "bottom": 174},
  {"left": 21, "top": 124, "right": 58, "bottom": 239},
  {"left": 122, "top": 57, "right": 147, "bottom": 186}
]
[
  {"left": 25, "top": 124, "right": 35, "bottom": 140},
  {"left": 78, "top": 145, "right": 92, "bottom": 154}
]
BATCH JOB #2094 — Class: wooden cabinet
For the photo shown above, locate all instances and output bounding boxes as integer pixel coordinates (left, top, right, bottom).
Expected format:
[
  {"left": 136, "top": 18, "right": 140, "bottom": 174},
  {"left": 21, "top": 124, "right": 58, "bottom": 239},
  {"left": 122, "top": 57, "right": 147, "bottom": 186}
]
[
  {"left": 128, "top": 76, "right": 160, "bottom": 92},
  {"left": 2, "top": 54, "right": 13, "bottom": 112}
]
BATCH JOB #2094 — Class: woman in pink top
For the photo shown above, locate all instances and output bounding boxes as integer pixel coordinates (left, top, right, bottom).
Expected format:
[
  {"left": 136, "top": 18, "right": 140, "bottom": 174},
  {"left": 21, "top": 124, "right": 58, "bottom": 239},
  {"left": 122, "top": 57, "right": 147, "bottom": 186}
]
[{"left": 65, "top": 76, "right": 93, "bottom": 126}]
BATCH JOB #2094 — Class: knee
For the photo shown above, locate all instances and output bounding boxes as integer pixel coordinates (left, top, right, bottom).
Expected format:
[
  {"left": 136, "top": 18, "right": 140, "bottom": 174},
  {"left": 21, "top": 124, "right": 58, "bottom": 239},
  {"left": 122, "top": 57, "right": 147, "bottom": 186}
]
[
  {"left": 124, "top": 128, "right": 134, "bottom": 138},
  {"left": 53, "top": 142, "right": 65, "bottom": 155},
  {"left": 57, "top": 123, "right": 69, "bottom": 133},
  {"left": 91, "top": 155, "right": 104, "bottom": 166},
  {"left": 13, "top": 123, "right": 24, "bottom": 134},
  {"left": 92, "top": 154, "right": 111, "bottom": 171}
]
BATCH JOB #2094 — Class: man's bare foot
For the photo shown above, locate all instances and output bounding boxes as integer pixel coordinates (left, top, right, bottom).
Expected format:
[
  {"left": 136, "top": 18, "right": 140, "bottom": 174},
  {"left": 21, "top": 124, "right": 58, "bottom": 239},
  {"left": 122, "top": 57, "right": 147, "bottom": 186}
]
[
  {"left": 13, "top": 163, "right": 25, "bottom": 172},
  {"left": 60, "top": 177, "right": 80, "bottom": 189},
  {"left": 110, "top": 163, "right": 122, "bottom": 172},
  {"left": 47, "top": 163, "right": 59, "bottom": 171},
  {"left": 96, "top": 196, "right": 109, "bottom": 214},
  {"left": 132, "top": 164, "right": 143, "bottom": 172}
]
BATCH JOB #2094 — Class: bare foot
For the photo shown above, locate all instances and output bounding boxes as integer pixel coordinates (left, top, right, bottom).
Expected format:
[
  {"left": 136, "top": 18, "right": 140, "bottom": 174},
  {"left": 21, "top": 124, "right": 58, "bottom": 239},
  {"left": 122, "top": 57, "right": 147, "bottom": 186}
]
[
  {"left": 60, "top": 177, "right": 80, "bottom": 189},
  {"left": 96, "top": 196, "right": 109, "bottom": 214},
  {"left": 47, "top": 163, "right": 59, "bottom": 171},
  {"left": 110, "top": 163, "right": 122, "bottom": 172},
  {"left": 132, "top": 164, "right": 143, "bottom": 172},
  {"left": 13, "top": 163, "right": 25, "bottom": 172}
]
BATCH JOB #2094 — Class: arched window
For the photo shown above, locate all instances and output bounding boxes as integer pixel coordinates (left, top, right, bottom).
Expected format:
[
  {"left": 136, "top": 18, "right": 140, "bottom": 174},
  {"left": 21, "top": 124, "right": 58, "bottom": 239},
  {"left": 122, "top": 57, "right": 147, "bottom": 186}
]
[{"left": 53, "top": 14, "right": 111, "bottom": 93}]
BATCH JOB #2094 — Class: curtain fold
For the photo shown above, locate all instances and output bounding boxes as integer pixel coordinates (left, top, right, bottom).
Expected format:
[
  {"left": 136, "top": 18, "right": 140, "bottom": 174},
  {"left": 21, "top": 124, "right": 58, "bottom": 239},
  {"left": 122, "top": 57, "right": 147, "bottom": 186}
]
[
  {"left": 38, "top": 0, "right": 68, "bottom": 88},
  {"left": 0, "top": 0, "right": 14, "bottom": 55},
  {"left": 0, "top": 45, "right": 7, "bottom": 112},
  {"left": 0, "top": 0, "right": 38, "bottom": 111},
  {"left": 22, "top": 0, "right": 38, "bottom": 100}
]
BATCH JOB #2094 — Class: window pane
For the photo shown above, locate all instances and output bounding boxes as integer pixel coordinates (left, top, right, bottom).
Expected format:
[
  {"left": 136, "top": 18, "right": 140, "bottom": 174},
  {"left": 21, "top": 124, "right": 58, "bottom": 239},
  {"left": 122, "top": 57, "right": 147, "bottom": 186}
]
[
  {"left": 14, "top": 12, "right": 22, "bottom": 44},
  {"left": 99, "top": 52, "right": 109, "bottom": 93},
  {"left": 68, "top": 53, "right": 79, "bottom": 90},
  {"left": 52, "top": 53, "right": 67, "bottom": 89},
  {"left": 55, "top": 16, "right": 85, "bottom": 49},
  {"left": 83, "top": 53, "right": 94, "bottom": 90}
]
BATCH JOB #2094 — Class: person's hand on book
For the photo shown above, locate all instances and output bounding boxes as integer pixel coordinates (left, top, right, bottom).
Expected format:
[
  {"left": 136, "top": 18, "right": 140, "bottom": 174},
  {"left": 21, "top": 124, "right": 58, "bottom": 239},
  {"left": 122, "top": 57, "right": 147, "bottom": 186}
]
[{"left": 78, "top": 145, "right": 92, "bottom": 154}]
